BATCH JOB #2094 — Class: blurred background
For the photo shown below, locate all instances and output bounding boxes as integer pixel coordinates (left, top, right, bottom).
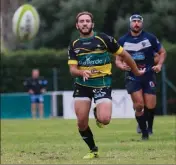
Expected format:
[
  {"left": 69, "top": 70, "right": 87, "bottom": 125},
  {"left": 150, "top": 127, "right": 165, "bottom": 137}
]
[{"left": 1, "top": 0, "right": 176, "bottom": 119}]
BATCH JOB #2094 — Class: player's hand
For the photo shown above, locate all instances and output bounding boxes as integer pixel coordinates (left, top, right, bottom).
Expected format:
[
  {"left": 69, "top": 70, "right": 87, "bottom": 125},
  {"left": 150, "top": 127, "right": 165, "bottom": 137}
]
[
  {"left": 28, "top": 89, "right": 34, "bottom": 94},
  {"left": 41, "top": 89, "right": 46, "bottom": 93},
  {"left": 134, "top": 68, "right": 146, "bottom": 76},
  {"left": 152, "top": 64, "right": 162, "bottom": 73},
  {"left": 81, "top": 70, "right": 92, "bottom": 81}
]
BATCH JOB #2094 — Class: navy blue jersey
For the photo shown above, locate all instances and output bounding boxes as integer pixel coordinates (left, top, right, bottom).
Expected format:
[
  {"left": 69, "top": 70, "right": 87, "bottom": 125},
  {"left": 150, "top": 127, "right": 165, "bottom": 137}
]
[
  {"left": 118, "top": 31, "right": 162, "bottom": 81},
  {"left": 24, "top": 77, "right": 48, "bottom": 94}
]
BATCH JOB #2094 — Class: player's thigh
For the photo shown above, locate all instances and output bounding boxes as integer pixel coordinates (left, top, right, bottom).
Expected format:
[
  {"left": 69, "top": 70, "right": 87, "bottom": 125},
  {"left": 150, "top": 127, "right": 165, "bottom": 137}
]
[
  {"left": 125, "top": 79, "right": 142, "bottom": 95},
  {"left": 38, "top": 103, "right": 44, "bottom": 111},
  {"left": 36, "top": 95, "right": 44, "bottom": 109},
  {"left": 31, "top": 103, "right": 37, "bottom": 110},
  {"left": 144, "top": 93, "right": 156, "bottom": 109},
  {"left": 94, "top": 87, "right": 112, "bottom": 122},
  {"left": 74, "top": 100, "right": 91, "bottom": 120},
  {"left": 74, "top": 99, "right": 91, "bottom": 130},
  {"left": 130, "top": 89, "right": 144, "bottom": 108},
  {"left": 30, "top": 95, "right": 37, "bottom": 109},
  {"left": 143, "top": 75, "right": 156, "bottom": 94},
  {"left": 73, "top": 84, "right": 92, "bottom": 121},
  {"left": 143, "top": 74, "right": 157, "bottom": 108}
]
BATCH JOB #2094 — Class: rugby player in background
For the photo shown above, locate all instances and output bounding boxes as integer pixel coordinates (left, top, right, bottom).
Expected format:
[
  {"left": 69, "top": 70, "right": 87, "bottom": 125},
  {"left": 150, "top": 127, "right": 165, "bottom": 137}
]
[
  {"left": 24, "top": 69, "right": 48, "bottom": 118},
  {"left": 116, "top": 14, "right": 166, "bottom": 140}
]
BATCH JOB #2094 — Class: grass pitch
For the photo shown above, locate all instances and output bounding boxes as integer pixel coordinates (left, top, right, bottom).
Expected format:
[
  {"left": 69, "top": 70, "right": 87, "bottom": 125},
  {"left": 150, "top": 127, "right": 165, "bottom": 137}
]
[{"left": 1, "top": 116, "right": 175, "bottom": 164}]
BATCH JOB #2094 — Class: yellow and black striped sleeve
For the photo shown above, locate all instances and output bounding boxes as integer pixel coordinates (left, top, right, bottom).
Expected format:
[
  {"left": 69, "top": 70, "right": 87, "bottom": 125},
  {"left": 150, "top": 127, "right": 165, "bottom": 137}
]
[
  {"left": 68, "top": 41, "right": 78, "bottom": 65},
  {"left": 99, "top": 33, "right": 123, "bottom": 56}
]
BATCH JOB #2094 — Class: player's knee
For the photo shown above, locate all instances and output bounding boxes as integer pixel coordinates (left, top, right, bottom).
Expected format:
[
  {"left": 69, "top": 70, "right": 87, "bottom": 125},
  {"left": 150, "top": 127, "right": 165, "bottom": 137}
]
[
  {"left": 145, "top": 102, "right": 156, "bottom": 109},
  {"left": 98, "top": 116, "right": 111, "bottom": 125},
  {"left": 134, "top": 102, "right": 144, "bottom": 116},
  {"left": 77, "top": 120, "right": 88, "bottom": 131},
  {"left": 134, "top": 102, "right": 144, "bottom": 112}
]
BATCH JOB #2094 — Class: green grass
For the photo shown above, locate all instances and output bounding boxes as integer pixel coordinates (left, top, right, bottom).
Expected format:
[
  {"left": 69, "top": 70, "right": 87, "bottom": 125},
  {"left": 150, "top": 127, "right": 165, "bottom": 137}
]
[{"left": 1, "top": 116, "right": 175, "bottom": 164}]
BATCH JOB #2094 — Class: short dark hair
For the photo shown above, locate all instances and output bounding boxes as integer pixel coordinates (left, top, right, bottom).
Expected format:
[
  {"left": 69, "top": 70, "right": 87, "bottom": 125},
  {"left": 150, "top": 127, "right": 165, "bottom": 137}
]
[{"left": 76, "top": 11, "right": 94, "bottom": 23}]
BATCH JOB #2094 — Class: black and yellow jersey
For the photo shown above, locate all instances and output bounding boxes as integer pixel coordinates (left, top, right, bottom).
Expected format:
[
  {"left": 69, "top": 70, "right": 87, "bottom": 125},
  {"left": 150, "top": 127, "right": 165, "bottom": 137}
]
[{"left": 68, "top": 32, "right": 123, "bottom": 88}]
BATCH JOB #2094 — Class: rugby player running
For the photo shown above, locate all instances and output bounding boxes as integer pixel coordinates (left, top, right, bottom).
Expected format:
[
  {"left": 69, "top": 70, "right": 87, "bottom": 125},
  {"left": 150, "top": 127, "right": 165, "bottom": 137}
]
[
  {"left": 68, "top": 11, "right": 145, "bottom": 159},
  {"left": 116, "top": 14, "right": 166, "bottom": 140}
]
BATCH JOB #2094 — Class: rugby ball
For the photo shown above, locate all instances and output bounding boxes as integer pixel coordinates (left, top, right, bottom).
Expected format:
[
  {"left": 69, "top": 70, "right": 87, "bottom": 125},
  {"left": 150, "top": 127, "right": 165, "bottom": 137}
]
[{"left": 12, "top": 4, "right": 40, "bottom": 41}]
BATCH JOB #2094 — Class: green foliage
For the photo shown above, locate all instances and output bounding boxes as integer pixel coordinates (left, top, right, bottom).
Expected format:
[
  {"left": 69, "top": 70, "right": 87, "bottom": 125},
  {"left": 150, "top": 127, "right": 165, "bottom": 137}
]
[
  {"left": 22, "top": 0, "right": 176, "bottom": 50},
  {"left": 155, "top": 42, "right": 176, "bottom": 114},
  {"left": 1, "top": 42, "right": 176, "bottom": 113},
  {"left": 0, "top": 47, "right": 129, "bottom": 93},
  {"left": 114, "top": 0, "right": 176, "bottom": 42},
  {"left": 1, "top": 48, "right": 72, "bottom": 92},
  {"left": 24, "top": 0, "right": 112, "bottom": 49},
  {"left": 163, "top": 41, "right": 176, "bottom": 86}
]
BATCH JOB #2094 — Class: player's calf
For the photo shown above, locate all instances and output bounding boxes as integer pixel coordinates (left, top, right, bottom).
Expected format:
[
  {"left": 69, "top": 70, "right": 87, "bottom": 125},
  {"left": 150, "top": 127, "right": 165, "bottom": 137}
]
[
  {"left": 145, "top": 106, "right": 155, "bottom": 135},
  {"left": 137, "top": 124, "right": 142, "bottom": 134},
  {"left": 144, "top": 94, "right": 156, "bottom": 135},
  {"left": 93, "top": 107, "right": 105, "bottom": 128},
  {"left": 134, "top": 106, "right": 149, "bottom": 140}
]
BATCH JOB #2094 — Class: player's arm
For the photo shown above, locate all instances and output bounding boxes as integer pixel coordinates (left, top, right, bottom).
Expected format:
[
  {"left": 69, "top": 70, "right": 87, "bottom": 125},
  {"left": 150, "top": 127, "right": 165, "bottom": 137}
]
[
  {"left": 115, "top": 38, "right": 130, "bottom": 71},
  {"left": 69, "top": 64, "right": 91, "bottom": 80},
  {"left": 115, "top": 55, "right": 131, "bottom": 71},
  {"left": 156, "top": 47, "right": 166, "bottom": 65},
  {"left": 68, "top": 43, "right": 91, "bottom": 80},
  {"left": 23, "top": 78, "right": 33, "bottom": 94},
  {"left": 151, "top": 36, "right": 167, "bottom": 73},
  {"left": 157, "top": 47, "right": 166, "bottom": 66},
  {"left": 41, "top": 78, "right": 48, "bottom": 93},
  {"left": 115, "top": 55, "right": 123, "bottom": 69},
  {"left": 154, "top": 53, "right": 160, "bottom": 64},
  {"left": 152, "top": 47, "right": 166, "bottom": 73}
]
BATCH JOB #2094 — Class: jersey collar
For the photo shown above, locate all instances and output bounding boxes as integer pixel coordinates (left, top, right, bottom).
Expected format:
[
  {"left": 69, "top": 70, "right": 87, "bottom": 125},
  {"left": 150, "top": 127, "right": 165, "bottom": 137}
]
[
  {"left": 79, "top": 31, "right": 97, "bottom": 41},
  {"left": 129, "top": 30, "right": 144, "bottom": 38}
]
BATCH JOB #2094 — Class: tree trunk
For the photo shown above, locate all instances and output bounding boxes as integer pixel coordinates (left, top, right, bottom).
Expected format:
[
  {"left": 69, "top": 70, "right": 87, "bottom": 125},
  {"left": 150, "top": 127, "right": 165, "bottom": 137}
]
[{"left": 1, "top": 0, "right": 24, "bottom": 51}]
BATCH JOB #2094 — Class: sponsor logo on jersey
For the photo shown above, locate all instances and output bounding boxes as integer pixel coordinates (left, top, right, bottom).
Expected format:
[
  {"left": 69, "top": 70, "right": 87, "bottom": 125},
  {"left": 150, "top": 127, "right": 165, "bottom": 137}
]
[
  {"left": 78, "top": 56, "right": 103, "bottom": 66},
  {"left": 131, "top": 52, "right": 145, "bottom": 60}
]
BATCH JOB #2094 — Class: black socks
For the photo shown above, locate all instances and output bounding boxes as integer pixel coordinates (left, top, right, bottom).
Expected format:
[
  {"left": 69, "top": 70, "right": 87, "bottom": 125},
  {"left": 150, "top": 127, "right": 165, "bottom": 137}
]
[
  {"left": 145, "top": 106, "right": 155, "bottom": 130},
  {"left": 79, "top": 126, "right": 96, "bottom": 150},
  {"left": 135, "top": 113, "right": 148, "bottom": 134}
]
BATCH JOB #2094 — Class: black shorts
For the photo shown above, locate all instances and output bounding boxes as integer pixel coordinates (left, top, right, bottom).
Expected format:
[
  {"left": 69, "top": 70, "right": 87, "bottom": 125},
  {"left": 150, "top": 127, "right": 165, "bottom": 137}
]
[{"left": 73, "top": 83, "right": 112, "bottom": 104}]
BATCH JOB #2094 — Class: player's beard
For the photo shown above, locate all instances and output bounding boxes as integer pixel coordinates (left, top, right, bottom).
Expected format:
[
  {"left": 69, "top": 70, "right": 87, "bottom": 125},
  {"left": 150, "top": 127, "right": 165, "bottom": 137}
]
[
  {"left": 131, "top": 25, "right": 143, "bottom": 34},
  {"left": 79, "top": 26, "right": 93, "bottom": 35}
]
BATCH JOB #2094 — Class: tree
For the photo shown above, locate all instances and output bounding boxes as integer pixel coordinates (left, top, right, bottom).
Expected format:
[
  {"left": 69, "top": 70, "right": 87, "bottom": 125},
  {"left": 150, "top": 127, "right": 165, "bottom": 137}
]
[
  {"left": 10, "top": 0, "right": 176, "bottom": 50},
  {"left": 27, "top": 0, "right": 111, "bottom": 49},
  {"left": 113, "top": 0, "right": 176, "bottom": 42},
  {"left": 1, "top": 0, "right": 24, "bottom": 51}
]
